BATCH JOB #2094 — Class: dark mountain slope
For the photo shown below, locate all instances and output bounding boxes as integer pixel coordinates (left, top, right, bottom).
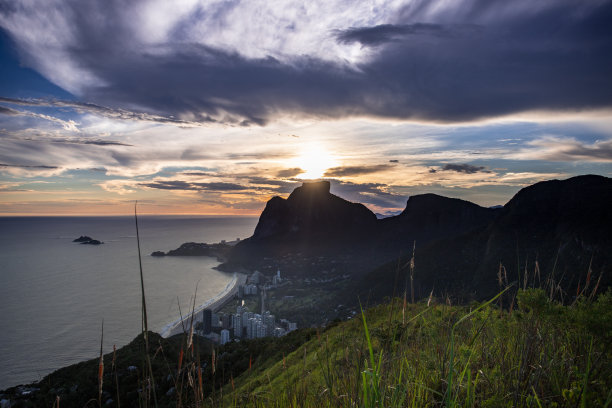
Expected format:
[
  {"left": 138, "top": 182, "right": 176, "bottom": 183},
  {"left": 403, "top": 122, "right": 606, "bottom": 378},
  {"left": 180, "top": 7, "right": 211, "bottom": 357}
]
[
  {"left": 377, "top": 193, "right": 499, "bottom": 251},
  {"left": 251, "top": 180, "right": 377, "bottom": 243},
  {"left": 227, "top": 181, "right": 500, "bottom": 274},
  {"left": 362, "top": 175, "right": 612, "bottom": 301},
  {"left": 228, "top": 181, "right": 379, "bottom": 268}
]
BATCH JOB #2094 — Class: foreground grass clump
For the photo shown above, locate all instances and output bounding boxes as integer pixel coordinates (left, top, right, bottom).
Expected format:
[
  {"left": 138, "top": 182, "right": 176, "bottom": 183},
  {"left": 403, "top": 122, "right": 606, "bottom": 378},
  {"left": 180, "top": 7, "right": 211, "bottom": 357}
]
[{"left": 219, "top": 289, "right": 612, "bottom": 407}]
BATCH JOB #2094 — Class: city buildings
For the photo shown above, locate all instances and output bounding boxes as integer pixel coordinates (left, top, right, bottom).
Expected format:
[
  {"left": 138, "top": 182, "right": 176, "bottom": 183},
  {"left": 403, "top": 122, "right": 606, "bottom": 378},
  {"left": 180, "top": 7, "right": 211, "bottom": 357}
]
[{"left": 197, "top": 269, "right": 297, "bottom": 344}]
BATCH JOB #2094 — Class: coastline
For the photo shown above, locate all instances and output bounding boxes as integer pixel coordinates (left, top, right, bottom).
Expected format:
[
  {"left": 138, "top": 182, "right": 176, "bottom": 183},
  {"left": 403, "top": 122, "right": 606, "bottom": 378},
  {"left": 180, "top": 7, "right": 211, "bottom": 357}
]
[{"left": 159, "top": 272, "right": 247, "bottom": 338}]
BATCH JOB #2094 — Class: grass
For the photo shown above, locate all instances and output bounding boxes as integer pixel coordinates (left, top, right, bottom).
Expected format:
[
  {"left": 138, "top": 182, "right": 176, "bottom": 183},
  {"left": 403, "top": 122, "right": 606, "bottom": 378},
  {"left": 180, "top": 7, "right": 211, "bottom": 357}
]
[{"left": 219, "top": 287, "right": 611, "bottom": 407}]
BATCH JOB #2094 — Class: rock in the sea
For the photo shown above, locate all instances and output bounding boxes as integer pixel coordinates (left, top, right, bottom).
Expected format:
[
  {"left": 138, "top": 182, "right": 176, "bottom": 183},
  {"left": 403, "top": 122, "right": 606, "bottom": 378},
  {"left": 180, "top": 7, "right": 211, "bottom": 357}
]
[
  {"left": 73, "top": 236, "right": 93, "bottom": 242},
  {"left": 151, "top": 251, "right": 166, "bottom": 257}
]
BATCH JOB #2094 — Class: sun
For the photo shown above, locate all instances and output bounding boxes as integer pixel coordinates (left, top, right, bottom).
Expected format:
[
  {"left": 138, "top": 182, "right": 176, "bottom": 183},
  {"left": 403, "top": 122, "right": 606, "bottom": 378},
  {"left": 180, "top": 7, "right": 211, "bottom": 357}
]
[{"left": 291, "top": 144, "right": 339, "bottom": 179}]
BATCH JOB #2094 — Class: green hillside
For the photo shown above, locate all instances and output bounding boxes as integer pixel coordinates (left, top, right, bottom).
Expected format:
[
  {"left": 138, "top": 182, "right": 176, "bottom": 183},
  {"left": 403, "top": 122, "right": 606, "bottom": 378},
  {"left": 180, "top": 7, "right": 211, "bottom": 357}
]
[{"left": 218, "top": 289, "right": 611, "bottom": 407}]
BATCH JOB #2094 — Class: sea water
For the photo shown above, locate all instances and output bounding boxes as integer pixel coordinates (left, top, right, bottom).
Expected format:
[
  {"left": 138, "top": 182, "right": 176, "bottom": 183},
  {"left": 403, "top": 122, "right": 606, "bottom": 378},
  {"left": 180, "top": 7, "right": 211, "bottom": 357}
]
[{"left": 0, "top": 216, "right": 258, "bottom": 390}]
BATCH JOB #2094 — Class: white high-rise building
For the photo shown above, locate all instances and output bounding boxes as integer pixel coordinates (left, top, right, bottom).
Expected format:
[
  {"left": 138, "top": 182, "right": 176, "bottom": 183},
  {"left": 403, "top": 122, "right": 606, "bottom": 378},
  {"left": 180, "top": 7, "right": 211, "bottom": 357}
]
[{"left": 220, "top": 329, "right": 230, "bottom": 345}]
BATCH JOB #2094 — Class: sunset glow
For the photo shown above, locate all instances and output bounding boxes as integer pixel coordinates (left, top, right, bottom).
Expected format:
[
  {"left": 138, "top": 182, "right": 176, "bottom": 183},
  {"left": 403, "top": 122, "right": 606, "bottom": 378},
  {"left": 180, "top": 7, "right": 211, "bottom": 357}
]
[
  {"left": 291, "top": 145, "right": 339, "bottom": 180},
  {"left": 0, "top": 1, "right": 611, "bottom": 215}
]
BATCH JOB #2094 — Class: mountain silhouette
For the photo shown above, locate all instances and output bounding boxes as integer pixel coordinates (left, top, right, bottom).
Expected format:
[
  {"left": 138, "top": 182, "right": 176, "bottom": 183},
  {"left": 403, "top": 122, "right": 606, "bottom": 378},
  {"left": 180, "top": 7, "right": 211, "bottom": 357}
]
[
  {"left": 251, "top": 180, "right": 377, "bottom": 243},
  {"left": 227, "top": 175, "right": 611, "bottom": 300},
  {"left": 364, "top": 175, "right": 612, "bottom": 300},
  {"left": 378, "top": 193, "right": 499, "bottom": 252}
]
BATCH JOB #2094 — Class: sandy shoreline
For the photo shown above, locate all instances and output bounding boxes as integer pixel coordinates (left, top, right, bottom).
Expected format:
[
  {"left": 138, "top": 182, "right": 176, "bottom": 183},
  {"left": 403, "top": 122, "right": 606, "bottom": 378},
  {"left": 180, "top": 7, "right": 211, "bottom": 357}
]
[{"left": 159, "top": 272, "right": 247, "bottom": 338}]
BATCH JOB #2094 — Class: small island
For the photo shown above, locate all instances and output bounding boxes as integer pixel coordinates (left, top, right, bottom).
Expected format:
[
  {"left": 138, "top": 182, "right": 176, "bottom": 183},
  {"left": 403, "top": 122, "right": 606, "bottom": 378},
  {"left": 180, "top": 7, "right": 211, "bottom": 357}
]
[{"left": 72, "top": 236, "right": 104, "bottom": 245}]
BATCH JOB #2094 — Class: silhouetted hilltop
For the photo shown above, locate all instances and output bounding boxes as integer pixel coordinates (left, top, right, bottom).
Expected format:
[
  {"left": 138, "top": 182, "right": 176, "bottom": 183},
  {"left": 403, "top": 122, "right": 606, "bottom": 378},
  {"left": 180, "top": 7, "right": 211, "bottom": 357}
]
[
  {"left": 474, "top": 174, "right": 612, "bottom": 286},
  {"left": 229, "top": 181, "right": 378, "bottom": 265},
  {"left": 493, "top": 174, "right": 612, "bottom": 240},
  {"left": 229, "top": 181, "right": 500, "bottom": 270},
  {"left": 252, "top": 180, "right": 377, "bottom": 242},
  {"left": 364, "top": 175, "right": 612, "bottom": 301},
  {"left": 379, "top": 193, "right": 499, "bottom": 250}
]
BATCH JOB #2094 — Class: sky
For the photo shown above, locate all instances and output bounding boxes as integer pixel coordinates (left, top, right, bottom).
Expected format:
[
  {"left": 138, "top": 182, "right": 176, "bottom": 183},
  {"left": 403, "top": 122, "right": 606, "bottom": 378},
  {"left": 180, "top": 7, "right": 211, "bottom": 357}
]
[{"left": 0, "top": 0, "right": 611, "bottom": 216}]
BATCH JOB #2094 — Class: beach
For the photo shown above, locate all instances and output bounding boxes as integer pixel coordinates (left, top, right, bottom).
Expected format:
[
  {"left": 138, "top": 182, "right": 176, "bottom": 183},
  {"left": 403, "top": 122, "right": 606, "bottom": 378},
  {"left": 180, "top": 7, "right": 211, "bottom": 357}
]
[{"left": 160, "top": 272, "right": 247, "bottom": 338}]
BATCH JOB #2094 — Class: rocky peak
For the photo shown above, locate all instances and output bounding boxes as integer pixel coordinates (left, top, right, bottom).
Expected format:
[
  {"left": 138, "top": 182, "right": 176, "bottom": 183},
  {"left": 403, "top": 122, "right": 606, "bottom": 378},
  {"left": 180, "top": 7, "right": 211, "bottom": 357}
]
[
  {"left": 288, "top": 180, "right": 331, "bottom": 200},
  {"left": 250, "top": 181, "right": 376, "bottom": 242}
]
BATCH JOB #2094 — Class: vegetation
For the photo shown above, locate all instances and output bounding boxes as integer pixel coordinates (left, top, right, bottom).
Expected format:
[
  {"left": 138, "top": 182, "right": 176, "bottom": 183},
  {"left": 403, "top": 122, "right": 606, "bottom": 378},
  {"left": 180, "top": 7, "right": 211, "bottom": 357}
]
[
  {"left": 5, "top": 287, "right": 610, "bottom": 407},
  {"left": 217, "top": 288, "right": 611, "bottom": 407}
]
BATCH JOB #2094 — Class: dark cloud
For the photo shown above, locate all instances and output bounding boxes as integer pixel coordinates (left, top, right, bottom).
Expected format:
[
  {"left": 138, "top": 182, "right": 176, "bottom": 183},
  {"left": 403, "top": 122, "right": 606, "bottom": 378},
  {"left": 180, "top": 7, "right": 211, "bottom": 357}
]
[
  {"left": 3, "top": 1, "right": 612, "bottom": 124},
  {"left": 530, "top": 138, "right": 612, "bottom": 162},
  {"left": 140, "top": 177, "right": 300, "bottom": 195},
  {"left": 181, "top": 171, "right": 215, "bottom": 177},
  {"left": 140, "top": 180, "right": 248, "bottom": 192},
  {"left": 441, "top": 163, "right": 488, "bottom": 174},
  {"left": 180, "top": 148, "right": 212, "bottom": 161},
  {"left": 0, "top": 163, "right": 58, "bottom": 169},
  {"left": 47, "top": 138, "right": 132, "bottom": 146},
  {"left": 276, "top": 168, "right": 304, "bottom": 178},
  {"left": 335, "top": 23, "right": 479, "bottom": 46},
  {"left": 0, "top": 96, "right": 205, "bottom": 127},
  {"left": 0, "top": 105, "right": 19, "bottom": 115},
  {"left": 6, "top": 134, "right": 131, "bottom": 146},
  {"left": 227, "top": 152, "right": 291, "bottom": 160},
  {"left": 193, "top": 182, "right": 248, "bottom": 191},
  {"left": 389, "top": 160, "right": 399, "bottom": 163},
  {"left": 247, "top": 177, "right": 300, "bottom": 193},
  {"left": 324, "top": 164, "right": 393, "bottom": 177}
]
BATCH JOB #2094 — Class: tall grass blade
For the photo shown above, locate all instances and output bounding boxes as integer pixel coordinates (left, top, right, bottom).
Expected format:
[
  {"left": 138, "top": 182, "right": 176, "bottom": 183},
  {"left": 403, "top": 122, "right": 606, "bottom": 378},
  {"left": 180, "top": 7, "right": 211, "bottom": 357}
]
[
  {"left": 135, "top": 202, "right": 158, "bottom": 408},
  {"left": 445, "top": 285, "right": 512, "bottom": 407}
]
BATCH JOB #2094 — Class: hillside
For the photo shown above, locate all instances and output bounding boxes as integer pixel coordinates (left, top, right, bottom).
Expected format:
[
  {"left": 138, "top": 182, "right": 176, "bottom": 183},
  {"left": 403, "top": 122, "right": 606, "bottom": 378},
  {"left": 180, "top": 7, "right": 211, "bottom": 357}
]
[
  {"left": 221, "top": 175, "right": 612, "bottom": 325},
  {"left": 364, "top": 175, "right": 612, "bottom": 302},
  {"left": 220, "top": 289, "right": 612, "bottom": 407},
  {"left": 4, "top": 289, "right": 610, "bottom": 407}
]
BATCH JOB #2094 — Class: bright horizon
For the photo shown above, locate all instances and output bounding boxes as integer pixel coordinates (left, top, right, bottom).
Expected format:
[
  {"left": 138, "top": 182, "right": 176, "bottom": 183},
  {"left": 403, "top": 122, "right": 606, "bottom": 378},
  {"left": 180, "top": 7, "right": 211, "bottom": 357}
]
[{"left": 1, "top": 1, "right": 611, "bottom": 216}]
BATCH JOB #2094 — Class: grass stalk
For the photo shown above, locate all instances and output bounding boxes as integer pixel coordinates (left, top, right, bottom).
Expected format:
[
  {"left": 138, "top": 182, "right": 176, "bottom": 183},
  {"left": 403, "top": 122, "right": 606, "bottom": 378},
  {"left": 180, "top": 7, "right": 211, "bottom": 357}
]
[{"left": 135, "top": 202, "right": 158, "bottom": 408}]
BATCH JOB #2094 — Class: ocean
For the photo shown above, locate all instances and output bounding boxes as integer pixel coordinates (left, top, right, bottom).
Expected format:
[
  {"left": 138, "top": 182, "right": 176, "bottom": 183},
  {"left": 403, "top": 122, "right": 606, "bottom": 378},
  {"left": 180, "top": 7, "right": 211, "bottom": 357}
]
[{"left": 0, "top": 215, "right": 258, "bottom": 390}]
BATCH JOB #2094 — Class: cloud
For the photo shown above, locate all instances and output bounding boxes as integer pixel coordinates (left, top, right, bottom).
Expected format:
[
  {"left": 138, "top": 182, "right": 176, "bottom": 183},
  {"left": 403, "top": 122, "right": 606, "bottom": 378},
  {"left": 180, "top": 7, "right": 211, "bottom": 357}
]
[
  {"left": 13, "top": 136, "right": 132, "bottom": 147},
  {"left": 0, "top": 105, "right": 19, "bottom": 115},
  {"left": 181, "top": 171, "right": 215, "bottom": 177},
  {"left": 514, "top": 136, "right": 612, "bottom": 162},
  {"left": 0, "top": 162, "right": 62, "bottom": 177},
  {"left": 276, "top": 168, "right": 304, "bottom": 178},
  {"left": 335, "top": 23, "right": 480, "bottom": 46},
  {"left": 246, "top": 177, "right": 300, "bottom": 193},
  {"left": 0, "top": 182, "right": 32, "bottom": 192},
  {"left": 0, "top": 97, "right": 205, "bottom": 127},
  {"left": 441, "top": 163, "right": 488, "bottom": 174},
  {"left": 98, "top": 179, "right": 137, "bottom": 195},
  {"left": 0, "top": 163, "right": 59, "bottom": 169},
  {"left": 0, "top": 100, "right": 80, "bottom": 131},
  {"left": 329, "top": 180, "right": 407, "bottom": 209},
  {"left": 324, "top": 164, "right": 394, "bottom": 177},
  {"left": 1, "top": 1, "right": 611, "bottom": 124},
  {"left": 56, "top": 139, "right": 132, "bottom": 146},
  {"left": 140, "top": 180, "right": 249, "bottom": 192}
]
